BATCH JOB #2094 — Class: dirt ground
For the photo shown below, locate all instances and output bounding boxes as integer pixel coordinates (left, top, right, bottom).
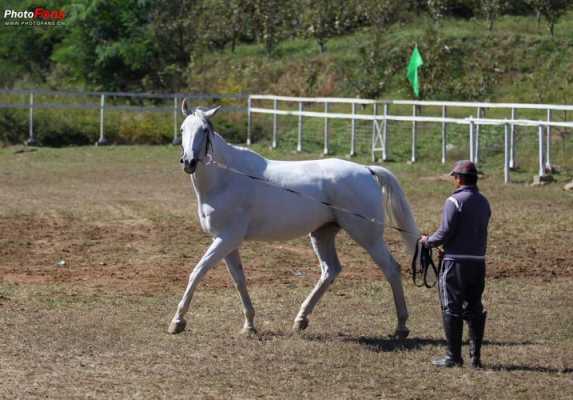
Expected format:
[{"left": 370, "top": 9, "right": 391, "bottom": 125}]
[{"left": 1, "top": 146, "right": 572, "bottom": 399}]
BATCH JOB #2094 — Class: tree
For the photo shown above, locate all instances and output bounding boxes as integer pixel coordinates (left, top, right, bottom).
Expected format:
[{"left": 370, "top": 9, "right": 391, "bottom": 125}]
[
  {"left": 426, "top": 0, "right": 449, "bottom": 23},
  {"left": 252, "top": 0, "right": 285, "bottom": 55},
  {"left": 359, "top": 0, "right": 402, "bottom": 33},
  {"left": 526, "top": 0, "right": 572, "bottom": 36},
  {"left": 303, "top": 0, "right": 351, "bottom": 53},
  {"left": 0, "top": 0, "right": 68, "bottom": 86},
  {"left": 479, "top": 0, "right": 507, "bottom": 31},
  {"left": 52, "top": 0, "right": 158, "bottom": 91},
  {"left": 196, "top": 0, "right": 254, "bottom": 52},
  {"left": 149, "top": 0, "right": 201, "bottom": 90}
]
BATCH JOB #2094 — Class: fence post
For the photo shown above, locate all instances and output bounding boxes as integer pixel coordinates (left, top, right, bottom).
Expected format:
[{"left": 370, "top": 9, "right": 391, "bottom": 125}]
[
  {"left": 26, "top": 91, "right": 36, "bottom": 146},
  {"left": 324, "top": 102, "right": 329, "bottom": 155},
  {"left": 297, "top": 101, "right": 303, "bottom": 152},
  {"left": 538, "top": 125, "right": 545, "bottom": 177},
  {"left": 349, "top": 103, "right": 356, "bottom": 157},
  {"left": 510, "top": 107, "right": 517, "bottom": 169},
  {"left": 475, "top": 107, "right": 483, "bottom": 164},
  {"left": 504, "top": 123, "right": 510, "bottom": 184},
  {"left": 172, "top": 97, "right": 180, "bottom": 145},
  {"left": 246, "top": 96, "right": 252, "bottom": 146},
  {"left": 371, "top": 103, "right": 377, "bottom": 162},
  {"left": 411, "top": 104, "right": 417, "bottom": 163},
  {"left": 272, "top": 98, "right": 278, "bottom": 149},
  {"left": 545, "top": 109, "right": 552, "bottom": 172},
  {"left": 96, "top": 94, "right": 108, "bottom": 146},
  {"left": 383, "top": 103, "right": 389, "bottom": 161},
  {"left": 469, "top": 119, "right": 475, "bottom": 162},
  {"left": 441, "top": 105, "right": 447, "bottom": 164}
]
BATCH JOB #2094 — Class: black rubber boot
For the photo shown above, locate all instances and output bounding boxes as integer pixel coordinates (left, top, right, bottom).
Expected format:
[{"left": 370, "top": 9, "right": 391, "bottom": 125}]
[
  {"left": 468, "top": 311, "right": 487, "bottom": 369},
  {"left": 432, "top": 313, "right": 464, "bottom": 368}
]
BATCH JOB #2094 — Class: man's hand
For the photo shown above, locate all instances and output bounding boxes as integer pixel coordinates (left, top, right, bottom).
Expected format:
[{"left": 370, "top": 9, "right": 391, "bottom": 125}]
[{"left": 420, "top": 235, "right": 429, "bottom": 248}]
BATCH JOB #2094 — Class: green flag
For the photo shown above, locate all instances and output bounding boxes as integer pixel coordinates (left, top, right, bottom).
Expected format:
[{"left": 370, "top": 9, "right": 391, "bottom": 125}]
[{"left": 407, "top": 47, "right": 424, "bottom": 98}]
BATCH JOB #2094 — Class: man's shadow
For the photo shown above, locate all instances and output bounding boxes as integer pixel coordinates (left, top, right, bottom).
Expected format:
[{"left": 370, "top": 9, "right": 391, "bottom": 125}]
[{"left": 300, "top": 333, "right": 572, "bottom": 374}]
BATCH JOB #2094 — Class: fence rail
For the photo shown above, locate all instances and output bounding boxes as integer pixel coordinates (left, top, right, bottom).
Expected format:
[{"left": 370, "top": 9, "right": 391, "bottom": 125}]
[
  {"left": 248, "top": 94, "right": 573, "bottom": 183},
  {"left": 0, "top": 88, "right": 247, "bottom": 146},
  {"left": 2, "top": 89, "right": 571, "bottom": 184}
]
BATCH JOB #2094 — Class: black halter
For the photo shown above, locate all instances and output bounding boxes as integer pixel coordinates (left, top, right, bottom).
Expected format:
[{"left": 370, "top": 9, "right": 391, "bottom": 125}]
[{"left": 202, "top": 119, "right": 214, "bottom": 160}]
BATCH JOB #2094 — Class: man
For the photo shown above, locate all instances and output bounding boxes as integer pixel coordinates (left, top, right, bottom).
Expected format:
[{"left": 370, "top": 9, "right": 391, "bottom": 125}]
[{"left": 421, "top": 160, "right": 491, "bottom": 368}]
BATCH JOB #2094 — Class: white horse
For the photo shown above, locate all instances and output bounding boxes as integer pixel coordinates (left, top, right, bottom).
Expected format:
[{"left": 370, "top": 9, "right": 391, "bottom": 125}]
[{"left": 168, "top": 102, "right": 420, "bottom": 338}]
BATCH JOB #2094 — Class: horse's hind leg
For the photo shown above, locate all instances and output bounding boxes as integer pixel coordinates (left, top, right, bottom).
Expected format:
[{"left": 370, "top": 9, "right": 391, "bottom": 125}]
[
  {"left": 365, "top": 240, "right": 410, "bottom": 339},
  {"left": 294, "top": 223, "right": 341, "bottom": 332},
  {"left": 225, "top": 249, "right": 256, "bottom": 335}
]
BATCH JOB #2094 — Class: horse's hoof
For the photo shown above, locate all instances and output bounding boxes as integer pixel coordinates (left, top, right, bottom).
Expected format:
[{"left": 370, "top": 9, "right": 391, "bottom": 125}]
[
  {"left": 391, "top": 328, "right": 410, "bottom": 340},
  {"left": 241, "top": 326, "right": 257, "bottom": 336},
  {"left": 168, "top": 319, "right": 187, "bottom": 334},
  {"left": 293, "top": 318, "right": 309, "bottom": 332}
]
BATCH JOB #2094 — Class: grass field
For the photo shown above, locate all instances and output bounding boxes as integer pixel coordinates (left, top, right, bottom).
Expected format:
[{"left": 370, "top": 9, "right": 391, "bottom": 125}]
[{"left": 1, "top": 144, "right": 572, "bottom": 399}]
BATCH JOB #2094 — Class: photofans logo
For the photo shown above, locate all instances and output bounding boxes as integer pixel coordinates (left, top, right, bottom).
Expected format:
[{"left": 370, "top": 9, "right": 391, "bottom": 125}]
[{"left": 3, "top": 7, "right": 66, "bottom": 26}]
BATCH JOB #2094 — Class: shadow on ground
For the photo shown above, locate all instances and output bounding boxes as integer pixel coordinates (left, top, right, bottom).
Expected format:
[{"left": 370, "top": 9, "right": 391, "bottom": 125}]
[
  {"left": 298, "top": 333, "right": 540, "bottom": 353},
  {"left": 487, "top": 364, "right": 573, "bottom": 374}
]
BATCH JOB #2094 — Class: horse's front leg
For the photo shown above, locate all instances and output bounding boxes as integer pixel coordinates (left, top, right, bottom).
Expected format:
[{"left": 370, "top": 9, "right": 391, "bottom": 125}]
[
  {"left": 168, "top": 235, "right": 241, "bottom": 334},
  {"left": 225, "top": 249, "right": 256, "bottom": 335}
]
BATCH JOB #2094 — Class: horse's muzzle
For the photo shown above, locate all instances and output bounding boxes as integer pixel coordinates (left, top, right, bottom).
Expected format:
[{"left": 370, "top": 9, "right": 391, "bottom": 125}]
[{"left": 182, "top": 159, "right": 197, "bottom": 174}]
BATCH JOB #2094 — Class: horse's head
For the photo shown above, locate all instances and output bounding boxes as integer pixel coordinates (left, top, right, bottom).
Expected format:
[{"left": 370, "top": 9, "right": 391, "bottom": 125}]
[{"left": 179, "top": 100, "right": 222, "bottom": 174}]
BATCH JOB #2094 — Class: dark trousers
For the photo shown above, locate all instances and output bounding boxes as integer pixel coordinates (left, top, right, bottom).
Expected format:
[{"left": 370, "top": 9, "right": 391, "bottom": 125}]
[{"left": 438, "top": 259, "right": 485, "bottom": 320}]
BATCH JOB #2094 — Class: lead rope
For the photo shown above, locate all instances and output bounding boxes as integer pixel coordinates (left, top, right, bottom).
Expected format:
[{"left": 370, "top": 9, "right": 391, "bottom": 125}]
[{"left": 411, "top": 239, "right": 442, "bottom": 288}]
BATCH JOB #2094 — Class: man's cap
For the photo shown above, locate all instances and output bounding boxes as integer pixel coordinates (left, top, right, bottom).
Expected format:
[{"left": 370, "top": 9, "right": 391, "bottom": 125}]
[{"left": 450, "top": 160, "right": 478, "bottom": 176}]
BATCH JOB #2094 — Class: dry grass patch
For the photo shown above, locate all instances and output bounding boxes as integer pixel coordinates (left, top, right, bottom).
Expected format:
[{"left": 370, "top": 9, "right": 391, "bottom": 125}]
[
  {"left": 0, "top": 278, "right": 572, "bottom": 399},
  {"left": 1, "top": 145, "right": 572, "bottom": 399}
]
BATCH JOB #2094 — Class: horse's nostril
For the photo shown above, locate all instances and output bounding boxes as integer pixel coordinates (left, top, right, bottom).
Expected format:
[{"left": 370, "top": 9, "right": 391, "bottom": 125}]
[{"left": 180, "top": 158, "right": 184, "bottom": 164}]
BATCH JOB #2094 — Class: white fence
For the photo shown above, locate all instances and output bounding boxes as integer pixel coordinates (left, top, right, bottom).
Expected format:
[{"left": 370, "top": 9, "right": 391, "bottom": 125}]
[
  {"left": 248, "top": 95, "right": 573, "bottom": 183},
  {"left": 2, "top": 89, "right": 572, "bottom": 184},
  {"left": 0, "top": 88, "right": 246, "bottom": 145}
]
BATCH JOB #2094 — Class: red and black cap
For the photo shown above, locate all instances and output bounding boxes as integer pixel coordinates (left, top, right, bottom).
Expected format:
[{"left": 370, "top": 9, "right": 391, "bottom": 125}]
[{"left": 449, "top": 160, "right": 478, "bottom": 176}]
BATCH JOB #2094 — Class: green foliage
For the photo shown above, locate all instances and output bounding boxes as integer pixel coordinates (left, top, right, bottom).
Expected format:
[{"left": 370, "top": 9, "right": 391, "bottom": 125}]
[
  {"left": 426, "top": 0, "right": 450, "bottom": 22},
  {"left": 347, "top": 38, "right": 406, "bottom": 99},
  {"left": 416, "top": 27, "right": 501, "bottom": 100},
  {"left": 0, "top": 109, "right": 28, "bottom": 145},
  {"left": 51, "top": 0, "right": 157, "bottom": 91},
  {"left": 357, "top": 0, "right": 404, "bottom": 33},
  {"left": 0, "top": 0, "right": 68, "bottom": 85},
  {"left": 251, "top": 0, "right": 295, "bottom": 55},
  {"left": 303, "top": 0, "right": 358, "bottom": 53},
  {"left": 526, "top": 0, "right": 573, "bottom": 35},
  {"left": 479, "top": 0, "right": 508, "bottom": 30},
  {"left": 148, "top": 0, "right": 202, "bottom": 91}
]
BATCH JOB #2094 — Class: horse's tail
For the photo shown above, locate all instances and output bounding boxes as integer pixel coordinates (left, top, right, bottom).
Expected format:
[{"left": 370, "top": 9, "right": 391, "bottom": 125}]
[{"left": 369, "top": 166, "right": 420, "bottom": 255}]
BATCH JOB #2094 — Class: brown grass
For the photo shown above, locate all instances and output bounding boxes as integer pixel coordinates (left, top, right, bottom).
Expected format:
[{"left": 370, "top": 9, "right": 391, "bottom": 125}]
[{"left": 1, "top": 146, "right": 572, "bottom": 399}]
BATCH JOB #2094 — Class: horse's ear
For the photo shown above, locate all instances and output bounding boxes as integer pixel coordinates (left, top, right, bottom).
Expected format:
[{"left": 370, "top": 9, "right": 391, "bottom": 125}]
[
  {"left": 181, "top": 98, "right": 190, "bottom": 116},
  {"left": 203, "top": 105, "right": 222, "bottom": 120}
]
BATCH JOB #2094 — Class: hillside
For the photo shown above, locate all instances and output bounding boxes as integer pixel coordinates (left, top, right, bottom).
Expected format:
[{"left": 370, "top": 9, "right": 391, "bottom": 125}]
[{"left": 189, "top": 12, "right": 573, "bottom": 104}]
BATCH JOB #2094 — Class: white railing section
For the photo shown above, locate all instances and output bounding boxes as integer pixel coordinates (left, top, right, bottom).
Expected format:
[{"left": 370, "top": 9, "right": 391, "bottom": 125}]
[
  {"left": 248, "top": 94, "right": 573, "bottom": 183},
  {"left": 0, "top": 88, "right": 246, "bottom": 146}
]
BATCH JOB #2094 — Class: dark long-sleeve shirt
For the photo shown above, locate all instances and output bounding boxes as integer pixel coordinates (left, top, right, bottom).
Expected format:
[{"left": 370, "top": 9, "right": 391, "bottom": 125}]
[{"left": 426, "top": 185, "right": 491, "bottom": 261}]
